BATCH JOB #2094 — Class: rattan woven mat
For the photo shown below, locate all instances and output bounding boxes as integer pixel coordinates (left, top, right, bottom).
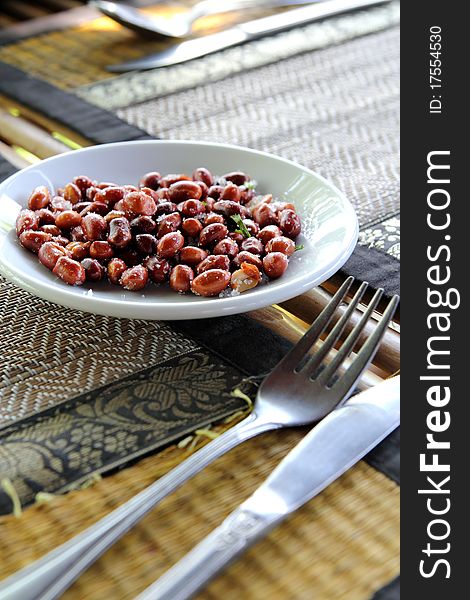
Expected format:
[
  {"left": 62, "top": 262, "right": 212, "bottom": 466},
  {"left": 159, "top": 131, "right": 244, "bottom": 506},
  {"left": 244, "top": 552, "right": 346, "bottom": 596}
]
[{"left": 0, "top": 427, "right": 399, "bottom": 599}]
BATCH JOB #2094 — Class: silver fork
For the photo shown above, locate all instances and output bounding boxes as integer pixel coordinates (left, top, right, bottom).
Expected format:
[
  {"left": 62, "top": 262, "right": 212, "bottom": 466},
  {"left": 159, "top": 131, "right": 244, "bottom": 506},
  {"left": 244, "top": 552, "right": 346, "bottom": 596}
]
[{"left": 0, "top": 277, "right": 399, "bottom": 600}]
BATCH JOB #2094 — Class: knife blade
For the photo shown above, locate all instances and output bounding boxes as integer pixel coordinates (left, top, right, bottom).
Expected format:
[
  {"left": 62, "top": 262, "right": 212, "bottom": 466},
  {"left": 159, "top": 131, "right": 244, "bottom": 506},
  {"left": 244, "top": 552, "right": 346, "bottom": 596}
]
[
  {"left": 108, "top": 0, "right": 391, "bottom": 72},
  {"left": 135, "top": 376, "right": 400, "bottom": 600}
]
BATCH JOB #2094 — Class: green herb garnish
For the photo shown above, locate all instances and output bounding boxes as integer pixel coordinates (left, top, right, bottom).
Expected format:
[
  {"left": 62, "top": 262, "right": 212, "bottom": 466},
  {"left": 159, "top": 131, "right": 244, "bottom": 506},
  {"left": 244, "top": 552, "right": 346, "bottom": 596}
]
[
  {"left": 244, "top": 180, "right": 257, "bottom": 190},
  {"left": 230, "top": 214, "right": 251, "bottom": 238},
  {"left": 295, "top": 244, "right": 305, "bottom": 251}
]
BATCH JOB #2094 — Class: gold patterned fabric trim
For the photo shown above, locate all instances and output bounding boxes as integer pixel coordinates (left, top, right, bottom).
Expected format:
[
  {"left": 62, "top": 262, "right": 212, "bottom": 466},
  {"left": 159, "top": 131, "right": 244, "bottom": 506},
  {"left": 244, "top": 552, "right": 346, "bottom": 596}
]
[
  {"left": 0, "top": 429, "right": 399, "bottom": 599},
  {"left": 358, "top": 215, "right": 400, "bottom": 260},
  {"left": 0, "top": 349, "right": 249, "bottom": 512}
]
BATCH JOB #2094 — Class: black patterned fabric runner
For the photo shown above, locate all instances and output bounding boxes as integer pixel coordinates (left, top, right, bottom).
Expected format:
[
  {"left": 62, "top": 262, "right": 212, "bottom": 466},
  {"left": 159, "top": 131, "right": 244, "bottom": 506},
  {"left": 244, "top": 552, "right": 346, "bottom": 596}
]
[{"left": 0, "top": 349, "right": 249, "bottom": 512}]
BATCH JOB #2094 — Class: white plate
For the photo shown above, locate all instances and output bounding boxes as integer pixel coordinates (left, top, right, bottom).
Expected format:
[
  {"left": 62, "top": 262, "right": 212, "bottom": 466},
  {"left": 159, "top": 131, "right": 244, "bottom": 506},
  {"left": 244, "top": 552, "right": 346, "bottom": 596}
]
[{"left": 0, "top": 140, "right": 358, "bottom": 320}]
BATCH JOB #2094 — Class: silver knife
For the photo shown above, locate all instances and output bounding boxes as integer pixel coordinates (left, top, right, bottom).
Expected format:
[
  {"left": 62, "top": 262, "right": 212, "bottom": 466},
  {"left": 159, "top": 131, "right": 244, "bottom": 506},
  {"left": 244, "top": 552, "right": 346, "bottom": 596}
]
[
  {"left": 108, "top": 0, "right": 391, "bottom": 71},
  {"left": 135, "top": 376, "right": 400, "bottom": 600}
]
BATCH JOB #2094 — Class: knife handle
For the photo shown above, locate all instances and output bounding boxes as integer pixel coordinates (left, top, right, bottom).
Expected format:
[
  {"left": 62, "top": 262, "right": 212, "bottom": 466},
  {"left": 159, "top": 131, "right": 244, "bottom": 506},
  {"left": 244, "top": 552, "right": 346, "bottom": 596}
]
[{"left": 135, "top": 505, "right": 281, "bottom": 600}]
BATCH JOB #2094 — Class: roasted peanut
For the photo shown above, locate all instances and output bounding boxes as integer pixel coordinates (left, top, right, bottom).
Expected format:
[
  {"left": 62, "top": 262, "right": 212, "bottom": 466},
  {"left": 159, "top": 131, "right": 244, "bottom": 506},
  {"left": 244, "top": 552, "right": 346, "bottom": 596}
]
[
  {"left": 191, "top": 269, "right": 231, "bottom": 297},
  {"left": 181, "top": 217, "right": 203, "bottom": 238},
  {"left": 199, "top": 223, "right": 228, "bottom": 247},
  {"left": 74, "top": 202, "right": 92, "bottom": 213},
  {"left": 40, "top": 224, "right": 61, "bottom": 237},
  {"left": 55, "top": 210, "right": 82, "bottom": 230},
  {"left": 70, "top": 225, "right": 86, "bottom": 242},
  {"left": 168, "top": 180, "right": 202, "bottom": 202},
  {"left": 104, "top": 210, "right": 126, "bottom": 224},
  {"left": 53, "top": 256, "right": 86, "bottom": 285},
  {"left": 196, "top": 181, "right": 208, "bottom": 200},
  {"left": 122, "top": 191, "right": 157, "bottom": 216},
  {"left": 204, "top": 213, "right": 225, "bottom": 225},
  {"left": 233, "top": 251, "right": 263, "bottom": 270},
  {"left": 241, "top": 237, "right": 264, "bottom": 255},
  {"left": 139, "top": 171, "right": 161, "bottom": 190},
  {"left": 179, "top": 199, "right": 205, "bottom": 217},
  {"left": 213, "top": 200, "right": 242, "bottom": 217},
  {"left": 36, "top": 208, "right": 56, "bottom": 225},
  {"left": 38, "top": 241, "right": 69, "bottom": 270},
  {"left": 130, "top": 215, "right": 156, "bottom": 234},
  {"left": 196, "top": 255, "right": 230, "bottom": 274},
  {"left": 240, "top": 187, "right": 255, "bottom": 205},
  {"left": 230, "top": 266, "right": 260, "bottom": 293},
  {"left": 265, "top": 235, "right": 295, "bottom": 256},
  {"left": 50, "top": 196, "right": 72, "bottom": 212},
  {"left": 96, "top": 181, "right": 118, "bottom": 190},
  {"left": 207, "top": 185, "right": 224, "bottom": 199},
  {"left": 19, "top": 230, "right": 52, "bottom": 253},
  {"left": 252, "top": 202, "right": 278, "bottom": 228},
  {"left": 135, "top": 233, "right": 157, "bottom": 255},
  {"left": 118, "top": 248, "right": 139, "bottom": 266},
  {"left": 16, "top": 209, "right": 38, "bottom": 235},
  {"left": 89, "top": 241, "right": 113, "bottom": 261},
  {"left": 159, "top": 174, "right": 191, "bottom": 188},
  {"left": 143, "top": 255, "right": 171, "bottom": 284},
  {"left": 81, "top": 258, "right": 105, "bottom": 281},
  {"left": 94, "top": 187, "right": 124, "bottom": 207},
  {"left": 279, "top": 209, "right": 301, "bottom": 238},
  {"left": 220, "top": 182, "right": 241, "bottom": 202},
  {"left": 213, "top": 238, "right": 239, "bottom": 259},
  {"left": 263, "top": 252, "right": 288, "bottom": 279},
  {"left": 66, "top": 241, "right": 90, "bottom": 261},
  {"left": 157, "top": 231, "right": 185, "bottom": 258},
  {"left": 154, "top": 201, "right": 178, "bottom": 216},
  {"left": 229, "top": 231, "right": 244, "bottom": 245},
  {"left": 157, "top": 212, "right": 182, "bottom": 238},
  {"left": 28, "top": 186, "right": 51, "bottom": 210},
  {"left": 52, "top": 236, "right": 70, "bottom": 247},
  {"left": 170, "top": 264, "right": 194, "bottom": 293},
  {"left": 192, "top": 167, "right": 214, "bottom": 187},
  {"left": 107, "top": 258, "right": 127, "bottom": 285},
  {"left": 120, "top": 265, "right": 149, "bottom": 291},
  {"left": 223, "top": 171, "right": 249, "bottom": 186},
  {"left": 108, "top": 217, "right": 132, "bottom": 248},
  {"left": 272, "top": 201, "right": 296, "bottom": 213},
  {"left": 81, "top": 213, "right": 107, "bottom": 241},
  {"left": 86, "top": 186, "right": 98, "bottom": 202},
  {"left": 179, "top": 246, "right": 208, "bottom": 266},
  {"left": 257, "top": 225, "right": 283, "bottom": 245},
  {"left": 63, "top": 183, "right": 81, "bottom": 205},
  {"left": 79, "top": 201, "right": 108, "bottom": 217},
  {"left": 242, "top": 219, "right": 259, "bottom": 236},
  {"left": 73, "top": 175, "right": 93, "bottom": 197}
]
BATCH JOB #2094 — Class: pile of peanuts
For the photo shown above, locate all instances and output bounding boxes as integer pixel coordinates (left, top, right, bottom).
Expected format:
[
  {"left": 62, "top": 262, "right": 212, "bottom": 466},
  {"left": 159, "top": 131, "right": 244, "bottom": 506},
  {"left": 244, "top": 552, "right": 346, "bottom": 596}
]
[{"left": 15, "top": 168, "right": 302, "bottom": 297}]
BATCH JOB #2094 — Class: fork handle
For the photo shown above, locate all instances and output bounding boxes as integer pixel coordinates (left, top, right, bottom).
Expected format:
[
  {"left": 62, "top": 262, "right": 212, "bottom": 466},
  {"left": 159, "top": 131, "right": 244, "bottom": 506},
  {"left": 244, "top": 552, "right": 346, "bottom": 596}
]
[
  {"left": 135, "top": 505, "right": 281, "bottom": 600},
  {"left": 0, "top": 413, "right": 275, "bottom": 600}
]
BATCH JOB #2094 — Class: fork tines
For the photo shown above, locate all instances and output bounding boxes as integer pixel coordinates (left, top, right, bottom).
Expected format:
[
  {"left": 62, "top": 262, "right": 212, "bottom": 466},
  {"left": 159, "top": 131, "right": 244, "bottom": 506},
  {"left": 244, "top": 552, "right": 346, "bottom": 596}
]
[{"left": 282, "top": 276, "right": 399, "bottom": 391}]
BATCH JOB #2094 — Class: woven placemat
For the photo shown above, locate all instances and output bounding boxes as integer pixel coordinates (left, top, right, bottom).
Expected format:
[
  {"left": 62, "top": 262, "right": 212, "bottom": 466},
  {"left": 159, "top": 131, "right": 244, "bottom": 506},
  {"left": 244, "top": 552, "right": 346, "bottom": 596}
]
[{"left": 0, "top": 427, "right": 399, "bottom": 600}]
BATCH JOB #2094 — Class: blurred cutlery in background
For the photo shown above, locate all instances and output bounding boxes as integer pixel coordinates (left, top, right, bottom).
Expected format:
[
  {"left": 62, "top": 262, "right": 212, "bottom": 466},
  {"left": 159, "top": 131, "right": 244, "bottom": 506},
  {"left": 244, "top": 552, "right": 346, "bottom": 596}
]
[
  {"left": 91, "top": 0, "right": 327, "bottom": 39},
  {"left": 107, "top": 0, "right": 390, "bottom": 71}
]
